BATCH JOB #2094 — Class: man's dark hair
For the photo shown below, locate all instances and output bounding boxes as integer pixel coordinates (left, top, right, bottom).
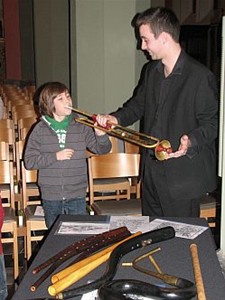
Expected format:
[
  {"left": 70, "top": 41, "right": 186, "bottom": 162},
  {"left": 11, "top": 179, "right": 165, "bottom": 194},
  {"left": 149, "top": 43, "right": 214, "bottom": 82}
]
[{"left": 135, "top": 7, "right": 180, "bottom": 42}]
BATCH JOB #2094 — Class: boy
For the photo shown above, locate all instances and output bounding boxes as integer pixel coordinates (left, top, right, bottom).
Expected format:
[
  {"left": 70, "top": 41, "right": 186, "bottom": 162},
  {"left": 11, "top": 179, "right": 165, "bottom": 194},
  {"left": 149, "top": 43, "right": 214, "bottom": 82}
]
[{"left": 24, "top": 82, "right": 111, "bottom": 228}]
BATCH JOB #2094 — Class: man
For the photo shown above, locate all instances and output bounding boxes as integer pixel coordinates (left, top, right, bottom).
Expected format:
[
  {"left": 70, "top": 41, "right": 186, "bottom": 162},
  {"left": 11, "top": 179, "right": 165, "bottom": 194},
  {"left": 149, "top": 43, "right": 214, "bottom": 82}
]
[{"left": 97, "top": 7, "right": 218, "bottom": 217}]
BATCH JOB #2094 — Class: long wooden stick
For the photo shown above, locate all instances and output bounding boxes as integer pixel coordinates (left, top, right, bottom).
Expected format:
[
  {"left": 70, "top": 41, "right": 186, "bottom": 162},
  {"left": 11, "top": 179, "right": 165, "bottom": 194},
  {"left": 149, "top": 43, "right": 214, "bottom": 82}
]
[
  {"left": 190, "top": 244, "right": 206, "bottom": 300},
  {"left": 48, "top": 231, "right": 142, "bottom": 297}
]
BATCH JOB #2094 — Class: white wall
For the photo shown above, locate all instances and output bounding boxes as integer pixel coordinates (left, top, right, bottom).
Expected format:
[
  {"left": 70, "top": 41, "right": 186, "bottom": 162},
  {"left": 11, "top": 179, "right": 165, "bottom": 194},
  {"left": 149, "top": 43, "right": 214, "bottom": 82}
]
[{"left": 74, "top": 0, "right": 150, "bottom": 116}]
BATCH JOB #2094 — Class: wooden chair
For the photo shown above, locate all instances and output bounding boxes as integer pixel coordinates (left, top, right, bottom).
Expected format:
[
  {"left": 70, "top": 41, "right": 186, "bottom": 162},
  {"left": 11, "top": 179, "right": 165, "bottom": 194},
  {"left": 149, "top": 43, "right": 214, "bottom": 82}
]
[
  {"left": 124, "top": 141, "right": 140, "bottom": 154},
  {"left": 0, "top": 118, "right": 14, "bottom": 129},
  {"left": 15, "top": 140, "right": 25, "bottom": 183},
  {"left": 22, "top": 85, "right": 36, "bottom": 97},
  {"left": 86, "top": 136, "right": 120, "bottom": 157},
  {"left": 12, "top": 110, "right": 38, "bottom": 126},
  {"left": 0, "top": 163, "right": 19, "bottom": 280},
  {"left": 200, "top": 193, "right": 218, "bottom": 227},
  {"left": 21, "top": 161, "right": 48, "bottom": 260},
  {"left": 124, "top": 141, "right": 141, "bottom": 198},
  {"left": 17, "top": 116, "right": 38, "bottom": 140},
  {"left": 0, "top": 128, "right": 16, "bottom": 162},
  {"left": 26, "top": 207, "right": 48, "bottom": 260},
  {"left": 12, "top": 103, "right": 35, "bottom": 114},
  {"left": 0, "top": 141, "right": 10, "bottom": 161},
  {"left": 2, "top": 211, "right": 19, "bottom": 280},
  {"left": 87, "top": 152, "right": 142, "bottom": 215},
  {"left": 0, "top": 142, "right": 19, "bottom": 281},
  {"left": 0, "top": 160, "right": 15, "bottom": 209},
  {"left": 8, "top": 100, "right": 31, "bottom": 115},
  {"left": 20, "top": 127, "right": 34, "bottom": 141},
  {"left": 21, "top": 161, "right": 41, "bottom": 209}
]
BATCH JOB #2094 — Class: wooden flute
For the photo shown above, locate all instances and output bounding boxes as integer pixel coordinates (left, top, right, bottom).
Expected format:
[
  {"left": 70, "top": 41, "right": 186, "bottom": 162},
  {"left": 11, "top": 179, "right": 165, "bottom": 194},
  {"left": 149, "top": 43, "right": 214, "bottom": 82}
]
[
  {"left": 190, "top": 244, "right": 206, "bottom": 300},
  {"left": 32, "top": 226, "right": 130, "bottom": 274}
]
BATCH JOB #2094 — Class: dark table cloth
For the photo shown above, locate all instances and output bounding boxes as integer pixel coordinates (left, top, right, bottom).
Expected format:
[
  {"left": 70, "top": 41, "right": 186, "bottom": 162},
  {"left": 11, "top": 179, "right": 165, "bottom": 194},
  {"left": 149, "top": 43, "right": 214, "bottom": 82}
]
[{"left": 12, "top": 215, "right": 225, "bottom": 300}]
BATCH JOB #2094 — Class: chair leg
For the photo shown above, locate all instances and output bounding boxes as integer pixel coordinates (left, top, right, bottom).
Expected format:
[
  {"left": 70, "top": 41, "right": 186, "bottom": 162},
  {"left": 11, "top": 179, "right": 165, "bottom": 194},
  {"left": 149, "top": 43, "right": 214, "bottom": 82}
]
[
  {"left": 12, "top": 221, "right": 19, "bottom": 280},
  {"left": 26, "top": 221, "right": 32, "bottom": 260}
]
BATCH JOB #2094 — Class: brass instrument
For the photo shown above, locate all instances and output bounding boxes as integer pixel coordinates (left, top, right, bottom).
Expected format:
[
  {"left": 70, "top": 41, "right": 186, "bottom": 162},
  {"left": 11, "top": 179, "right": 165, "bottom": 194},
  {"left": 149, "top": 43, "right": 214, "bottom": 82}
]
[{"left": 65, "top": 106, "right": 172, "bottom": 160}]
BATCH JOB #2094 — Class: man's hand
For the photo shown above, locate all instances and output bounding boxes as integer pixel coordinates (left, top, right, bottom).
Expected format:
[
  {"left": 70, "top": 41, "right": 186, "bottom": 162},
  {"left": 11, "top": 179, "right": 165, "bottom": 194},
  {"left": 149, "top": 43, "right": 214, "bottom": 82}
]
[
  {"left": 167, "top": 135, "right": 191, "bottom": 159},
  {"left": 94, "top": 114, "right": 119, "bottom": 136},
  {"left": 56, "top": 149, "right": 74, "bottom": 160},
  {"left": 96, "top": 114, "right": 118, "bottom": 128}
]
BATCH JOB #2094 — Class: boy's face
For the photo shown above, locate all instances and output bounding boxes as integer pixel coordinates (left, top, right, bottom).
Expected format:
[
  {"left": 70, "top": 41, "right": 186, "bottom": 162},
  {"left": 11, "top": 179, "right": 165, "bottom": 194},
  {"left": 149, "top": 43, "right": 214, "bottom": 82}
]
[{"left": 53, "top": 91, "right": 72, "bottom": 121}]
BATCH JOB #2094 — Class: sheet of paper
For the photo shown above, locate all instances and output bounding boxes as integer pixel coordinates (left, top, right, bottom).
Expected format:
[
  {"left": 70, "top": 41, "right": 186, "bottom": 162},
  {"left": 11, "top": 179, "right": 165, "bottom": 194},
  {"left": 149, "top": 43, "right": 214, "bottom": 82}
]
[
  {"left": 149, "top": 218, "right": 208, "bottom": 239},
  {"left": 81, "top": 290, "right": 98, "bottom": 300},
  {"left": 110, "top": 215, "right": 150, "bottom": 233},
  {"left": 55, "top": 221, "right": 110, "bottom": 235},
  {"left": 34, "top": 205, "right": 44, "bottom": 216}
]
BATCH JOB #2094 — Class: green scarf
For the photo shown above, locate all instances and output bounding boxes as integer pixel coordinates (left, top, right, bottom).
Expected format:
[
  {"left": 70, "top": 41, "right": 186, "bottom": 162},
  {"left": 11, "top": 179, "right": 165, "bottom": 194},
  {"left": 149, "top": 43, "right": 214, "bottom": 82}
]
[{"left": 44, "top": 115, "right": 72, "bottom": 149}]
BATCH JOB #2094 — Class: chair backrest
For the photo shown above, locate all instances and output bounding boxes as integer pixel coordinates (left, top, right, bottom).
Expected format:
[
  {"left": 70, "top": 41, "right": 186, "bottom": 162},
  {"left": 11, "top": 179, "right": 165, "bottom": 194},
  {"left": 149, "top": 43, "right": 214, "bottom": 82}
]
[
  {"left": 0, "top": 128, "right": 15, "bottom": 145},
  {"left": 124, "top": 141, "right": 140, "bottom": 154},
  {"left": 18, "top": 116, "right": 38, "bottom": 131},
  {"left": 88, "top": 152, "right": 140, "bottom": 204},
  {"left": 200, "top": 193, "right": 218, "bottom": 227},
  {"left": 12, "top": 103, "right": 35, "bottom": 113},
  {"left": 2, "top": 216, "right": 19, "bottom": 279},
  {"left": 0, "top": 160, "right": 15, "bottom": 209},
  {"left": 17, "top": 116, "right": 38, "bottom": 140},
  {"left": 0, "top": 118, "right": 14, "bottom": 129},
  {"left": 21, "top": 161, "right": 40, "bottom": 209},
  {"left": 12, "top": 110, "right": 38, "bottom": 124},
  {"left": 88, "top": 152, "right": 140, "bottom": 179},
  {"left": 15, "top": 140, "right": 25, "bottom": 181},
  {"left": 0, "top": 141, "right": 10, "bottom": 161},
  {"left": 0, "top": 128, "right": 16, "bottom": 162},
  {"left": 86, "top": 136, "right": 120, "bottom": 157},
  {"left": 20, "top": 127, "right": 34, "bottom": 141}
]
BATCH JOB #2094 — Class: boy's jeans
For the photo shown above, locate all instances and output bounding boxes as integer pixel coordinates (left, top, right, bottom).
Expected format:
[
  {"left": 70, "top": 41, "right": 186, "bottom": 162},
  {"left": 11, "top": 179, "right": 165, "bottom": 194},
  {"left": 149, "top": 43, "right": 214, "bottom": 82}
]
[{"left": 42, "top": 197, "right": 87, "bottom": 229}]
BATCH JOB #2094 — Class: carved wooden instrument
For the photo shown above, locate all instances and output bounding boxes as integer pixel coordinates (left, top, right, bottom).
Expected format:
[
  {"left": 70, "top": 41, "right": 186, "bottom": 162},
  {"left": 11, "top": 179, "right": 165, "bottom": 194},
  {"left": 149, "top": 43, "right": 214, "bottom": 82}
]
[
  {"left": 48, "top": 232, "right": 142, "bottom": 296},
  {"left": 31, "top": 226, "right": 131, "bottom": 291}
]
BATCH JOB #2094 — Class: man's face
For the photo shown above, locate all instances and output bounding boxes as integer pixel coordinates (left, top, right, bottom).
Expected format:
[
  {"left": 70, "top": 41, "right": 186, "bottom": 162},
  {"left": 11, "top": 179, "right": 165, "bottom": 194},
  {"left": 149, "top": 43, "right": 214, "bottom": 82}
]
[{"left": 139, "top": 24, "right": 163, "bottom": 60}]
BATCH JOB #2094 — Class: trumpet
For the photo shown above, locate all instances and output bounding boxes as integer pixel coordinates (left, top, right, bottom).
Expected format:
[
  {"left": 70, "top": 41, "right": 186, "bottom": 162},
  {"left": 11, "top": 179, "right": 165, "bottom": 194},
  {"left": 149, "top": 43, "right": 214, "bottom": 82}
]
[{"left": 65, "top": 106, "right": 172, "bottom": 160}]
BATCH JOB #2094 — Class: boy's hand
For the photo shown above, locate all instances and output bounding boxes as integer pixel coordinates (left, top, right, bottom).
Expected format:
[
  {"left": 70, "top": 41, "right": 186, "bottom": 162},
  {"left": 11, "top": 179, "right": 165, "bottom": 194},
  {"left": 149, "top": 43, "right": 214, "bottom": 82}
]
[
  {"left": 94, "top": 122, "right": 106, "bottom": 136},
  {"left": 56, "top": 149, "right": 74, "bottom": 160}
]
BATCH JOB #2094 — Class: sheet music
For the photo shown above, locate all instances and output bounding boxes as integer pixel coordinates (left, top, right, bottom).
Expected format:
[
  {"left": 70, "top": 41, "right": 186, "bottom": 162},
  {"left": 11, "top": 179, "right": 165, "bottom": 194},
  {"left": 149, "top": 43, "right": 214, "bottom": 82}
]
[
  {"left": 110, "top": 215, "right": 150, "bottom": 233},
  {"left": 149, "top": 218, "right": 208, "bottom": 239},
  {"left": 55, "top": 221, "right": 110, "bottom": 235}
]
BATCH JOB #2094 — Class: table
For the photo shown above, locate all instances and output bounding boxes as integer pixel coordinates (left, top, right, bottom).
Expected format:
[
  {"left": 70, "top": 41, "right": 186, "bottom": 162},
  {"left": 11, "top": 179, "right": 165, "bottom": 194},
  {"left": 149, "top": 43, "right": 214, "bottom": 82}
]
[{"left": 12, "top": 215, "right": 225, "bottom": 300}]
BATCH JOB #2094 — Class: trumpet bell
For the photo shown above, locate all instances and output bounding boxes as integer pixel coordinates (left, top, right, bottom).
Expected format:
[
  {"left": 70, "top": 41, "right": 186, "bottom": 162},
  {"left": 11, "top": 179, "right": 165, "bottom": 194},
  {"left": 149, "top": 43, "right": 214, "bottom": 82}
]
[{"left": 155, "top": 140, "right": 173, "bottom": 161}]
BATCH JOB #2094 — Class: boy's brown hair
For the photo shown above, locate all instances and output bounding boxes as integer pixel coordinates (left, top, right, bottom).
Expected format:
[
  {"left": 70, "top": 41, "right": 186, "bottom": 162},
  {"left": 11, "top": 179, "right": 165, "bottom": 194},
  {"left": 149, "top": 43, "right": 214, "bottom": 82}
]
[{"left": 39, "top": 82, "right": 68, "bottom": 118}]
